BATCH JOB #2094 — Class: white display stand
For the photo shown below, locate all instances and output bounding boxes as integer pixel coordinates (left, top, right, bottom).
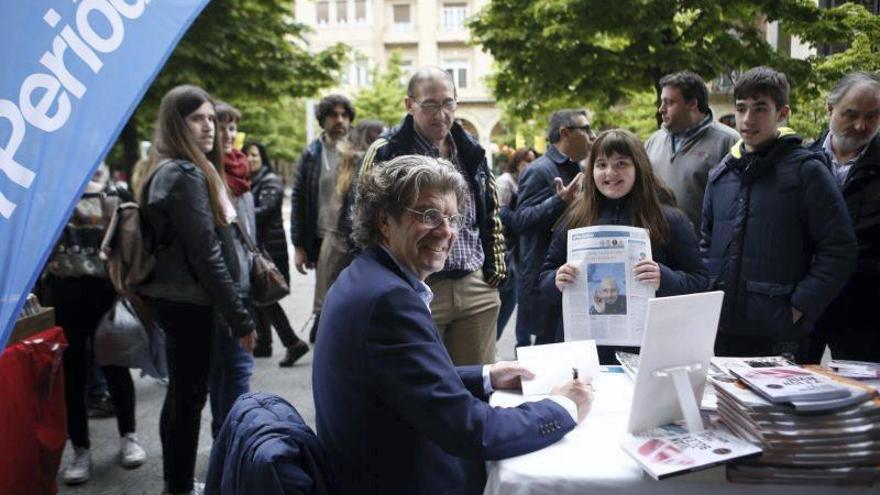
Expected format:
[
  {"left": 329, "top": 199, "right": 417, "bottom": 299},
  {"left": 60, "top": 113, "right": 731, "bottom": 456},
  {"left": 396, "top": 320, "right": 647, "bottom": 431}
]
[
  {"left": 652, "top": 362, "right": 706, "bottom": 432},
  {"left": 627, "top": 291, "right": 724, "bottom": 433}
]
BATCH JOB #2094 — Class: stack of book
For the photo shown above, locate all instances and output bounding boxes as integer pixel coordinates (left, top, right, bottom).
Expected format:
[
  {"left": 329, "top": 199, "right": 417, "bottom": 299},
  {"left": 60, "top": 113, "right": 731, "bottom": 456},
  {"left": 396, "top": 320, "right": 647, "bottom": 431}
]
[{"left": 710, "top": 359, "right": 880, "bottom": 486}]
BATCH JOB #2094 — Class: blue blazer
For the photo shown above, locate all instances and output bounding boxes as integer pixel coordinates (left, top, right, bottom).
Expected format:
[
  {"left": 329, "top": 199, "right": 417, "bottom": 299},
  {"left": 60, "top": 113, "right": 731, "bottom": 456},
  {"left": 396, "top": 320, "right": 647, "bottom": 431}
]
[{"left": 313, "top": 247, "right": 575, "bottom": 495}]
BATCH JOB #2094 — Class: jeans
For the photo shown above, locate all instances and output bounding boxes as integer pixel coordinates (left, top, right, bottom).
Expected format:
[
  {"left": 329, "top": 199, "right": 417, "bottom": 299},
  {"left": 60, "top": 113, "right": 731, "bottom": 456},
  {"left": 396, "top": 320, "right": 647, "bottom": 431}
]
[
  {"left": 152, "top": 299, "right": 214, "bottom": 494},
  {"left": 209, "top": 312, "right": 255, "bottom": 438}
]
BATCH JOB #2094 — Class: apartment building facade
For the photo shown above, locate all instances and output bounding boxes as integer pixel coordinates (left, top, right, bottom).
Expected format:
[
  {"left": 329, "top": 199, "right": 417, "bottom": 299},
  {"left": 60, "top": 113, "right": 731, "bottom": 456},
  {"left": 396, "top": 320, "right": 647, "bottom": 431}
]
[{"left": 294, "top": 0, "right": 502, "bottom": 159}]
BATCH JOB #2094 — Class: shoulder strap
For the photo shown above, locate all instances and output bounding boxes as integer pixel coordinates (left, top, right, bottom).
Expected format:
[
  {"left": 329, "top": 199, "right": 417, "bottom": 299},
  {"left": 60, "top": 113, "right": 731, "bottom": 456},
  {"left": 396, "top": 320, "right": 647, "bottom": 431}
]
[
  {"left": 141, "top": 159, "right": 180, "bottom": 204},
  {"left": 360, "top": 138, "right": 389, "bottom": 175},
  {"left": 234, "top": 220, "right": 259, "bottom": 254}
]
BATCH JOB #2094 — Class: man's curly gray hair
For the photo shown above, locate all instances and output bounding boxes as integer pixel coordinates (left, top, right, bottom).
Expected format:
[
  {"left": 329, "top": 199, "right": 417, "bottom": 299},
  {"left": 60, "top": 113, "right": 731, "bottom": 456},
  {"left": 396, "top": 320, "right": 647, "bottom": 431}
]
[{"left": 351, "top": 155, "right": 469, "bottom": 249}]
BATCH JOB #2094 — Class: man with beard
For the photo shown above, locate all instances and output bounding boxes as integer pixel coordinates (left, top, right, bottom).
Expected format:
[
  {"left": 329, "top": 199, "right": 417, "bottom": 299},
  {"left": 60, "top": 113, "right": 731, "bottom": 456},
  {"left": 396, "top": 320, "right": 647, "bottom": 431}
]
[
  {"left": 808, "top": 72, "right": 880, "bottom": 363},
  {"left": 291, "top": 94, "right": 355, "bottom": 343},
  {"left": 646, "top": 71, "right": 739, "bottom": 232}
]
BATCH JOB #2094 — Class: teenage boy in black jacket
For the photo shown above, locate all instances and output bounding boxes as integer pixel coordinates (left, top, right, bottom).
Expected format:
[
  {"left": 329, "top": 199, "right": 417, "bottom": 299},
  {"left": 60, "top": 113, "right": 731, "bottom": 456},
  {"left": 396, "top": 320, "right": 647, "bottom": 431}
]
[{"left": 700, "top": 66, "right": 857, "bottom": 362}]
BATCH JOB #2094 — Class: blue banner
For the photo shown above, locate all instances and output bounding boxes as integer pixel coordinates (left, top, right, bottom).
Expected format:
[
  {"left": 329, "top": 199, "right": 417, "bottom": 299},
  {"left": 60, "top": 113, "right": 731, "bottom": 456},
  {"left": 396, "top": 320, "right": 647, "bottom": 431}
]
[{"left": 0, "top": 0, "right": 210, "bottom": 348}]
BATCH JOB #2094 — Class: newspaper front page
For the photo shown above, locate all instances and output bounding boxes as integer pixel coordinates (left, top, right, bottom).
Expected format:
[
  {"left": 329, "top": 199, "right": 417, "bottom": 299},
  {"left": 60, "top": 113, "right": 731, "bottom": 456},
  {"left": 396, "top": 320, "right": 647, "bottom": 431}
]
[{"left": 562, "top": 226, "right": 655, "bottom": 346}]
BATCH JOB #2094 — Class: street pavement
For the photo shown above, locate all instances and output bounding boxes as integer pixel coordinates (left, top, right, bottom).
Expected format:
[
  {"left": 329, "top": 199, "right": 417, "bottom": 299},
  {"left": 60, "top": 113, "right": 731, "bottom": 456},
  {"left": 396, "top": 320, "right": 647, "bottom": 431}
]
[{"left": 57, "top": 195, "right": 521, "bottom": 494}]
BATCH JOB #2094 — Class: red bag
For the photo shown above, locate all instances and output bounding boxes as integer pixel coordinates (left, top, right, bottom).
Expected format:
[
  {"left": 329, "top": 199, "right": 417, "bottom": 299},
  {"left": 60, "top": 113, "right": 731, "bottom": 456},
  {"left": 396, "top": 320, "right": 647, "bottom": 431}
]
[{"left": 0, "top": 327, "right": 68, "bottom": 495}]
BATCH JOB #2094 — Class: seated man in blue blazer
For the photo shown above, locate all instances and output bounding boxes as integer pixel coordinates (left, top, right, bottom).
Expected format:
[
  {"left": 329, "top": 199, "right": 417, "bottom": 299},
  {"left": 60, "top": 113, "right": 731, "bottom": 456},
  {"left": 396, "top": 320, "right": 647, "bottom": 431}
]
[{"left": 313, "top": 155, "right": 593, "bottom": 495}]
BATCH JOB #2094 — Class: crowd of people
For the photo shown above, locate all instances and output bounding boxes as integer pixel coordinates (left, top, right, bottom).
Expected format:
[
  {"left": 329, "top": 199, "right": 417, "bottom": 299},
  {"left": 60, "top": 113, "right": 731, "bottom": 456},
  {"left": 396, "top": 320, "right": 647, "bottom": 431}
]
[{"left": 36, "top": 63, "right": 879, "bottom": 494}]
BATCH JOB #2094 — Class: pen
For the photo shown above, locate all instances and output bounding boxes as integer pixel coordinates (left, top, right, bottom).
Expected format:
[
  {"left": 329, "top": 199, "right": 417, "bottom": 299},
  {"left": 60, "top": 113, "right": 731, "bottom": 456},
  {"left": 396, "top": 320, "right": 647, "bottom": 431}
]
[{"left": 572, "top": 367, "right": 579, "bottom": 380}]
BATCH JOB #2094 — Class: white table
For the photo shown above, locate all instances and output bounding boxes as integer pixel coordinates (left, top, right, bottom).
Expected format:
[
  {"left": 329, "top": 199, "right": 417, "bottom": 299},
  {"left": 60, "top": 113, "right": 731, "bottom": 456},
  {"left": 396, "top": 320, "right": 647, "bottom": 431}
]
[{"left": 484, "top": 371, "right": 876, "bottom": 495}]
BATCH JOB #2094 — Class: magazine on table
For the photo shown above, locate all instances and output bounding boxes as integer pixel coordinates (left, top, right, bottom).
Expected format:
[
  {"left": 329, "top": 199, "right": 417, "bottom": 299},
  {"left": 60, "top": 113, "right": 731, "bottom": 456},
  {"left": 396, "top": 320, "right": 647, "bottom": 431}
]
[
  {"left": 620, "top": 423, "right": 761, "bottom": 480},
  {"left": 708, "top": 356, "right": 873, "bottom": 412},
  {"left": 728, "top": 365, "right": 852, "bottom": 403},
  {"left": 562, "top": 226, "right": 655, "bottom": 346}
]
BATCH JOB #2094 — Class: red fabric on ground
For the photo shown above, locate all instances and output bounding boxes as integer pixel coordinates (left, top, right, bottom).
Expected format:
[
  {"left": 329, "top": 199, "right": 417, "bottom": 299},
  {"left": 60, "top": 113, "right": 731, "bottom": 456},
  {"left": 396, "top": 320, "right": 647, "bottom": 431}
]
[{"left": 0, "top": 327, "right": 68, "bottom": 495}]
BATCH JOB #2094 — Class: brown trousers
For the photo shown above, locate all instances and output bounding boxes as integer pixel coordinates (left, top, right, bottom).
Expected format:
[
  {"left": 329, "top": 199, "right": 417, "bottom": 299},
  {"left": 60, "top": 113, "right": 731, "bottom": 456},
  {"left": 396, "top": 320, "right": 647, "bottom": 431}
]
[{"left": 428, "top": 270, "right": 500, "bottom": 366}]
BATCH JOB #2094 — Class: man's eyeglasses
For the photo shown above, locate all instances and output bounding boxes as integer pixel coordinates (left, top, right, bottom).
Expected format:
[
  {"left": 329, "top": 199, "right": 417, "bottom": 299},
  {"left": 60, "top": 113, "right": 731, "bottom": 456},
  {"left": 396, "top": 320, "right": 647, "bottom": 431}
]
[
  {"left": 405, "top": 207, "right": 465, "bottom": 231},
  {"left": 412, "top": 99, "right": 458, "bottom": 114},
  {"left": 567, "top": 124, "right": 594, "bottom": 136}
]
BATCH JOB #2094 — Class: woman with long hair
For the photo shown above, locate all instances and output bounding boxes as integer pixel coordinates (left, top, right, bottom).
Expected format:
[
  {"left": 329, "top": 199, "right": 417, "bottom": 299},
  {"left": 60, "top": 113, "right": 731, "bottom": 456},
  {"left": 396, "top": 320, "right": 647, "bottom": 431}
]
[
  {"left": 538, "top": 129, "right": 708, "bottom": 363},
  {"left": 137, "top": 85, "right": 255, "bottom": 494},
  {"left": 245, "top": 140, "right": 310, "bottom": 366}
]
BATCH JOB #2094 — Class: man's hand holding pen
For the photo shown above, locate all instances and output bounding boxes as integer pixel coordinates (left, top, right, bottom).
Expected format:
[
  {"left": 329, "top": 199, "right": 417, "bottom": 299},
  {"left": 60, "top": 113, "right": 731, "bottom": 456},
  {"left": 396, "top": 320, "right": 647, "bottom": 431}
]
[{"left": 552, "top": 370, "right": 594, "bottom": 423}]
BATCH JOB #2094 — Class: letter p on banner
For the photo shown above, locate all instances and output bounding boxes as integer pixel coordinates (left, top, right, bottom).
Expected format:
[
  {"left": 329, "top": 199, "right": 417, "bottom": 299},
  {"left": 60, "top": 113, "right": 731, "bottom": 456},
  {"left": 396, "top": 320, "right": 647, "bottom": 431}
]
[{"left": 0, "top": 0, "right": 211, "bottom": 348}]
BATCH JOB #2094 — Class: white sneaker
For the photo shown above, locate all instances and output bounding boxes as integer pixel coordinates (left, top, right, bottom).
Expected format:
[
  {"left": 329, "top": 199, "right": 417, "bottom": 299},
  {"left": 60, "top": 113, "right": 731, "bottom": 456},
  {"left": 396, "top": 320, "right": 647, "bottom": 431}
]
[
  {"left": 63, "top": 447, "right": 91, "bottom": 485},
  {"left": 192, "top": 480, "right": 206, "bottom": 495},
  {"left": 119, "top": 432, "right": 147, "bottom": 468}
]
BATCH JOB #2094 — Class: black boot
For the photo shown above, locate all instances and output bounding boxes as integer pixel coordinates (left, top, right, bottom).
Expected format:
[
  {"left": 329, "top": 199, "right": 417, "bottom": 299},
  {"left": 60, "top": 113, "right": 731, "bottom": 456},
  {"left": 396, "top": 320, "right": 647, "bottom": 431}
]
[
  {"left": 279, "top": 341, "right": 309, "bottom": 367},
  {"left": 308, "top": 313, "right": 321, "bottom": 344}
]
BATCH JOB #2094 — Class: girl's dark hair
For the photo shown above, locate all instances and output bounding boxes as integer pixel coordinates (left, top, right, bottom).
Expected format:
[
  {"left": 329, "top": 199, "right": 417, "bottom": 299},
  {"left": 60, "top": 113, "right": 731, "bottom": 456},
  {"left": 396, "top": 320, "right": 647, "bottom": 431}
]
[
  {"left": 142, "top": 84, "right": 228, "bottom": 226},
  {"left": 244, "top": 141, "right": 272, "bottom": 172},
  {"left": 507, "top": 147, "right": 538, "bottom": 175},
  {"left": 562, "top": 129, "right": 671, "bottom": 245}
]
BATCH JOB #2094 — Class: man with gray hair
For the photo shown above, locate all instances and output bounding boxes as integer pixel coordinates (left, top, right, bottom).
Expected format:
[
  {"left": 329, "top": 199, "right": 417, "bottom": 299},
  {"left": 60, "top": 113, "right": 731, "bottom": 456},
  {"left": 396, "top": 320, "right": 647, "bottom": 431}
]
[
  {"left": 645, "top": 71, "right": 739, "bottom": 231},
  {"left": 359, "top": 67, "right": 506, "bottom": 365},
  {"left": 808, "top": 71, "right": 880, "bottom": 363},
  {"left": 314, "top": 154, "right": 593, "bottom": 494},
  {"left": 507, "top": 109, "right": 587, "bottom": 345}
]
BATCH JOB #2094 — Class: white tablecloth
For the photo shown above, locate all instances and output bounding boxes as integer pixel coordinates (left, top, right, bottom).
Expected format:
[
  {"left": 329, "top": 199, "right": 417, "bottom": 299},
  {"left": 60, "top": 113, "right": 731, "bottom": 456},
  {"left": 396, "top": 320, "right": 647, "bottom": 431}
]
[{"left": 484, "top": 371, "right": 876, "bottom": 495}]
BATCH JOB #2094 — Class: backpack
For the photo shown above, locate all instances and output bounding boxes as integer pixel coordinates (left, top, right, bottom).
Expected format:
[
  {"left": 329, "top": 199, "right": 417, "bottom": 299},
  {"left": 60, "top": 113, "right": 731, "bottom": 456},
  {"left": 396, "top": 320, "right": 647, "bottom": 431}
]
[
  {"left": 99, "top": 160, "right": 174, "bottom": 295},
  {"left": 99, "top": 201, "right": 154, "bottom": 295}
]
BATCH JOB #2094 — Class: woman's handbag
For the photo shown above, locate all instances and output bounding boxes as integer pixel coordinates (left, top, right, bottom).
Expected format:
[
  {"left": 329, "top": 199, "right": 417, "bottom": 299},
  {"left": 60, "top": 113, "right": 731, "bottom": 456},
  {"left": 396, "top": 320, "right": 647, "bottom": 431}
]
[{"left": 234, "top": 221, "right": 290, "bottom": 306}]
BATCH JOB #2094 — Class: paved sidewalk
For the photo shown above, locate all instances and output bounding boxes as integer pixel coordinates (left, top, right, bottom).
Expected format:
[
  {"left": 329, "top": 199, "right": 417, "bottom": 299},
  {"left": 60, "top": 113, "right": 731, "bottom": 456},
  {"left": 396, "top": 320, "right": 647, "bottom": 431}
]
[{"left": 58, "top": 194, "right": 520, "bottom": 494}]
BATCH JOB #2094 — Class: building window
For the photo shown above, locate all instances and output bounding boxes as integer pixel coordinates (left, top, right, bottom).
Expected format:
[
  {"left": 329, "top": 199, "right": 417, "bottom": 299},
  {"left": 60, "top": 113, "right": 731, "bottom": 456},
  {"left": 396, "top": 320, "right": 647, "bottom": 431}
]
[
  {"left": 355, "top": 0, "right": 368, "bottom": 22},
  {"left": 443, "top": 59, "right": 468, "bottom": 89},
  {"left": 317, "top": 0, "right": 370, "bottom": 26},
  {"left": 392, "top": 4, "right": 412, "bottom": 30},
  {"left": 316, "top": 1, "right": 329, "bottom": 24},
  {"left": 355, "top": 57, "right": 372, "bottom": 87},
  {"left": 442, "top": 3, "right": 467, "bottom": 31},
  {"left": 336, "top": 0, "right": 348, "bottom": 23}
]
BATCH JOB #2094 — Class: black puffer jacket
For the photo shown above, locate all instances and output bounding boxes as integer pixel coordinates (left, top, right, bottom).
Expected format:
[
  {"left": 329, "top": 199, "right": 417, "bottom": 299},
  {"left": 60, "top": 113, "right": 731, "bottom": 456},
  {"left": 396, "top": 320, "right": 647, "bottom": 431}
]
[
  {"left": 810, "top": 131, "right": 880, "bottom": 350},
  {"left": 251, "top": 165, "right": 290, "bottom": 280},
  {"left": 700, "top": 131, "right": 856, "bottom": 340},
  {"left": 139, "top": 160, "right": 255, "bottom": 337}
]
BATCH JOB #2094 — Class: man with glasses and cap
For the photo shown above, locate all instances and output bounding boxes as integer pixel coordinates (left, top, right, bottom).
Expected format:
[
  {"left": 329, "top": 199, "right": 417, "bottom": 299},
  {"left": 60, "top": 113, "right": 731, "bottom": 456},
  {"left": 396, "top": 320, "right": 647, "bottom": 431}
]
[
  {"left": 506, "top": 109, "right": 589, "bottom": 345},
  {"left": 358, "top": 66, "right": 506, "bottom": 366}
]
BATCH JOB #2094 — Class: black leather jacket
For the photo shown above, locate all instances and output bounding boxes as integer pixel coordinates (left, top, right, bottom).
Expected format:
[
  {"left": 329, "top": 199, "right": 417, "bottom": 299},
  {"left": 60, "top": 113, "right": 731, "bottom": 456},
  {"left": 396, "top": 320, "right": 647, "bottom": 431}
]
[{"left": 140, "top": 160, "right": 255, "bottom": 337}]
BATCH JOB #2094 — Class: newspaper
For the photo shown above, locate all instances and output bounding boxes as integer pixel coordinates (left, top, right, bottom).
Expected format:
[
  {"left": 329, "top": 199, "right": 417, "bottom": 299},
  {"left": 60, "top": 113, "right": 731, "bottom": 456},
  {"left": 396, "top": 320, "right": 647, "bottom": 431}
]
[{"left": 562, "top": 226, "right": 655, "bottom": 346}]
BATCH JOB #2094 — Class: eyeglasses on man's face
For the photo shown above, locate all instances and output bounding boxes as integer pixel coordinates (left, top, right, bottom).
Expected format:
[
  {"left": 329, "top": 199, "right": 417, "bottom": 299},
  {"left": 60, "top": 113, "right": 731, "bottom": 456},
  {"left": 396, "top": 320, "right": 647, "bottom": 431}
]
[
  {"left": 566, "top": 124, "right": 595, "bottom": 137},
  {"left": 405, "top": 207, "right": 464, "bottom": 231},
  {"left": 412, "top": 99, "right": 458, "bottom": 115}
]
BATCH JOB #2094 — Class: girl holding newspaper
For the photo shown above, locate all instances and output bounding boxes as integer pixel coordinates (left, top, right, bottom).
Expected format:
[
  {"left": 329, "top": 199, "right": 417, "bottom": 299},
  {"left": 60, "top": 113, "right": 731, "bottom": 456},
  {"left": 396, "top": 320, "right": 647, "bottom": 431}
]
[{"left": 538, "top": 129, "right": 708, "bottom": 363}]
